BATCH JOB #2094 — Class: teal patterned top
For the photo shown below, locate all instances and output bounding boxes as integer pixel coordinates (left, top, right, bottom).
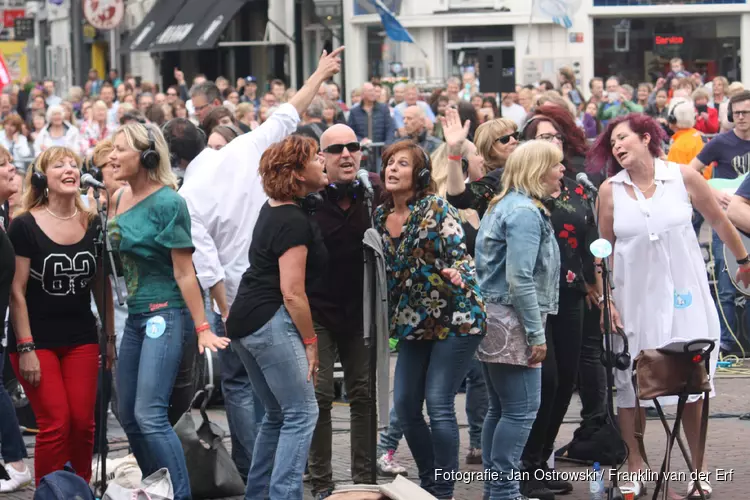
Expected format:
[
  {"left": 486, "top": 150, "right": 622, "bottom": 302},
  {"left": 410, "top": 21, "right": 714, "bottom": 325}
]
[
  {"left": 107, "top": 186, "right": 194, "bottom": 314},
  {"left": 374, "top": 194, "right": 486, "bottom": 341}
]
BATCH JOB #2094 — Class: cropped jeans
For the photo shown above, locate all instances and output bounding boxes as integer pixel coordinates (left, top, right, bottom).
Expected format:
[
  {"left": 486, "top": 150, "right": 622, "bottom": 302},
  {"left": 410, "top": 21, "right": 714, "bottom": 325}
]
[{"left": 117, "top": 308, "right": 192, "bottom": 500}]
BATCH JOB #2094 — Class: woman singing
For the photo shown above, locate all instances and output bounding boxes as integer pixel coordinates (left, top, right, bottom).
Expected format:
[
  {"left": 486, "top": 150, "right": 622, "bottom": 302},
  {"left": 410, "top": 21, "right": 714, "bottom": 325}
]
[
  {"left": 108, "top": 123, "right": 229, "bottom": 500},
  {"left": 8, "top": 147, "right": 114, "bottom": 485},
  {"left": 590, "top": 113, "right": 750, "bottom": 498},
  {"left": 226, "top": 135, "right": 326, "bottom": 500},
  {"left": 375, "top": 141, "right": 486, "bottom": 499},
  {"left": 0, "top": 148, "right": 32, "bottom": 492},
  {"left": 474, "top": 140, "right": 563, "bottom": 500}
]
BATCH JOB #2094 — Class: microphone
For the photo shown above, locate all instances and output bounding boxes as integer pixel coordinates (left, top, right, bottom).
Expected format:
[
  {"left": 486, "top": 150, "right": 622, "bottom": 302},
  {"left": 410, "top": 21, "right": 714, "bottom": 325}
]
[
  {"left": 81, "top": 173, "right": 106, "bottom": 190},
  {"left": 576, "top": 172, "right": 598, "bottom": 194},
  {"left": 357, "top": 169, "right": 374, "bottom": 197}
]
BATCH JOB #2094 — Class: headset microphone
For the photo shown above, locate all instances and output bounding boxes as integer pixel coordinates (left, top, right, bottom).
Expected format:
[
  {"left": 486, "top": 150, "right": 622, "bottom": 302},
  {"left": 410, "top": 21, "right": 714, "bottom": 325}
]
[{"left": 81, "top": 173, "right": 106, "bottom": 190}]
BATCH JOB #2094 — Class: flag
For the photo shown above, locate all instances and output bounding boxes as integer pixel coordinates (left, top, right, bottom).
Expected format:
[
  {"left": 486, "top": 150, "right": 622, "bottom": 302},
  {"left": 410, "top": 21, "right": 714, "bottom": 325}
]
[
  {"left": 366, "top": 0, "right": 415, "bottom": 43},
  {"left": 534, "top": 0, "right": 581, "bottom": 29}
]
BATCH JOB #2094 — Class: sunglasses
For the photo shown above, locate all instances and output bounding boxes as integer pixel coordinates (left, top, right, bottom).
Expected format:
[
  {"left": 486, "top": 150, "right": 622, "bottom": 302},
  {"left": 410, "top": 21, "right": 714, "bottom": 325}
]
[
  {"left": 537, "top": 133, "right": 564, "bottom": 143},
  {"left": 496, "top": 132, "right": 520, "bottom": 145},
  {"left": 323, "top": 142, "right": 361, "bottom": 154}
]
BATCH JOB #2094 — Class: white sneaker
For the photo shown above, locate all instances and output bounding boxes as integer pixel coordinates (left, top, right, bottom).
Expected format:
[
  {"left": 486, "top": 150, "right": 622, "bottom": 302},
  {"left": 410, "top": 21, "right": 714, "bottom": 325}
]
[
  {"left": 0, "top": 463, "right": 32, "bottom": 492},
  {"left": 376, "top": 450, "right": 407, "bottom": 476}
]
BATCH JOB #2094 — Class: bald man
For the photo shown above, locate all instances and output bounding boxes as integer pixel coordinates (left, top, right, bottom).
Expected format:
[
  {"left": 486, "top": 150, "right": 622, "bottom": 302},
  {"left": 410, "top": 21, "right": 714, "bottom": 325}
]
[
  {"left": 400, "top": 105, "right": 443, "bottom": 155},
  {"left": 306, "top": 124, "right": 382, "bottom": 497}
]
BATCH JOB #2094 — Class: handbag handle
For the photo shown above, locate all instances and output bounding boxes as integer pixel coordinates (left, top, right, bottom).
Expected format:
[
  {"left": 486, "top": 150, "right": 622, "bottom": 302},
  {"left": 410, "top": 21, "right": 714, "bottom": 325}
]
[{"left": 200, "top": 350, "right": 214, "bottom": 423}]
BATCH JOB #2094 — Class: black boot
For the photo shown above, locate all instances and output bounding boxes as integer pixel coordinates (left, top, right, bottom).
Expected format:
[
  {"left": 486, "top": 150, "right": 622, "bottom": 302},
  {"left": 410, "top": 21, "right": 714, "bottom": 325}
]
[
  {"left": 540, "top": 462, "right": 573, "bottom": 495},
  {"left": 520, "top": 475, "right": 556, "bottom": 500}
]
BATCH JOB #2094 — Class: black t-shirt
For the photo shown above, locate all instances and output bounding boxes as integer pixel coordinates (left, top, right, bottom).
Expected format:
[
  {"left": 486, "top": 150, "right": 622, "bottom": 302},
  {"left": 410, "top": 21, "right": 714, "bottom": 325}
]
[
  {"left": 6, "top": 212, "right": 100, "bottom": 352},
  {"left": 0, "top": 229, "right": 14, "bottom": 343},
  {"left": 227, "top": 203, "right": 328, "bottom": 339},
  {"left": 696, "top": 130, "right": 750, "bottom": 179}
]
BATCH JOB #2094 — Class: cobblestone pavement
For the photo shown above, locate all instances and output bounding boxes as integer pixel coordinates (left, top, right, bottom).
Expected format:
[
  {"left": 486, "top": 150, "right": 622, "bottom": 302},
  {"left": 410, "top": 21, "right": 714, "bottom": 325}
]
[{"left": 4, "top": 366, "right": 749, "bottom": 500}]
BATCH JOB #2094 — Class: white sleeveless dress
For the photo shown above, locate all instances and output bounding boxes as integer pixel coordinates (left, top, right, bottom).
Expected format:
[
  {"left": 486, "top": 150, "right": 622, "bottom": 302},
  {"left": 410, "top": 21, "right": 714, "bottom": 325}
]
[{"left": 610, "top": 159, "right": 719, "bottom": 408}]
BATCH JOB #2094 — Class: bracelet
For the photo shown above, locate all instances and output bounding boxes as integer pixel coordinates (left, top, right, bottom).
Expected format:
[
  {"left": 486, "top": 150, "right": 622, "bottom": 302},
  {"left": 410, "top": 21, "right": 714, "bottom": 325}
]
[
  {"left": 17, "top": 341, "right": 36, "bottom": 353},
  {"left": 448, "top": 155, "right": 462, "bottom": 162},
  {"left": 195, "top": 322, "right": 211, "bottom": 334},
  {"left": 302, "top": 335, "right": 318, "bottom": 345},
  {"left": 598, "top": 296, "right": 614, "bottom": 305},
  {"left": 737, "top": 255, "right": 750, "bottom": 266}
]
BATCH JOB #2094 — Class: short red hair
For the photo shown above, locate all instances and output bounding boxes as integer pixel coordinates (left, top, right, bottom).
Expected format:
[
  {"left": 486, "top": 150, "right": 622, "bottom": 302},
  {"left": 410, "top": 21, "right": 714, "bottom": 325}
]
[{"left": 259, "top": 135, "right": 319, "bottom": 201}]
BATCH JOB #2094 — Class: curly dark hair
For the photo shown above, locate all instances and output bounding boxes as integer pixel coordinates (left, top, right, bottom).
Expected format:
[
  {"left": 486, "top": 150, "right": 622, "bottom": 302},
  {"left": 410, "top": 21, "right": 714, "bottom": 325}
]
[
  {"left": 259, "top": 135, "right": 319, "bottom": 201},
  {"left": 520, "top": 104, "right": 588, "bottom": 171},
  {"left": 379, "top": 141, "right": 435, "bottom": 211},
  {"left": 587, "top": 113, "right": 666, "bottom": 176}
]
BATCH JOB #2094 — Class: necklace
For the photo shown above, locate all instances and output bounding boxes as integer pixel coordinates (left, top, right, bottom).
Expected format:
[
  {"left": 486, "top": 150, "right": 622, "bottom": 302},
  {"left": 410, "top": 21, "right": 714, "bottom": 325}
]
[
  {"left": 45, "top": 206, "right": 79, "bottom": 220},
  {"left": 633, "top": 179, "right": 656, "bottom": 193}
]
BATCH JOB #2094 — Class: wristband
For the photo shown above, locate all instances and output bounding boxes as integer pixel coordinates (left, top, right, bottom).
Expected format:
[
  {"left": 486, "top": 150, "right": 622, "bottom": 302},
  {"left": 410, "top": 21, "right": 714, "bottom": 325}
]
[
  {"left": 302, "top": 335, "right": 318, "bottom": 345},
  {"left": 448, "top": 155, "right": 462, "bottom": 162},
  {"left": 737, "top": 255, "right": 750, "bottom": 266},
  {"left": 17, "top": 341, "right": 36, "bottom": 353},
  {"left": 195, "top": 322, "right": 211, "bottom": 334}
]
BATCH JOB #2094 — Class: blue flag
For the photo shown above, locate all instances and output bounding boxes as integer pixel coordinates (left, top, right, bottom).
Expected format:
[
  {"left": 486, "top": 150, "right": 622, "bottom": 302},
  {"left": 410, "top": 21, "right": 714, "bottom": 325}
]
[{"left": 367, "top": 0, "right": 415, "bottom": 43}]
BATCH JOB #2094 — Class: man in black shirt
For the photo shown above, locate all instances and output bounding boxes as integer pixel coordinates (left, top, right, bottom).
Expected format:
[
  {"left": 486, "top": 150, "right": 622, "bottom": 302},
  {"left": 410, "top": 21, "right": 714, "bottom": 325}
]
[{"left": 307, "top": 124, "right": 381, "bottom": 497}]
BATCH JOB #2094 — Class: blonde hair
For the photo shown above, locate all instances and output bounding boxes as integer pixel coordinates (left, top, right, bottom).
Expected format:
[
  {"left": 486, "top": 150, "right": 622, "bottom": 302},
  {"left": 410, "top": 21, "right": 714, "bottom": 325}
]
[
  {"left": 92, "top": 138, "right": 114, "bottom": 168},
  {"left": 19, "top": 147, "right": 94, "bottom": 223},
  {"left": 535, "top": 90, "right": 576, "bottom": 118},
  {"left": 727, "top": 82, "right": 745, "bottom": 98},
  {"left": 113, "top": 123, "right": 178, "bottom": 190},
  {"left": 93, "top": 100, "right": 108, "bottom": 113},
  {"left": 691, "top": 88, "right": 710, "bottom": 102},
  {"left": 430, "top": 143, "right": 478, "bottom": 223},
  {"left": 488, "top": 140, "right": 563, "bottom": 210},
  {"left": 474, "top": 118, "right": 517, "bottom": 171}
]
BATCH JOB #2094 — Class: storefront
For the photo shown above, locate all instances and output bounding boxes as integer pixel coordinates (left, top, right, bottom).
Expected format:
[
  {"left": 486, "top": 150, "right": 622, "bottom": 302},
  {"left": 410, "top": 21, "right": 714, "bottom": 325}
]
[{"left": 588, "top": 0, "right": 750, "bottom": 87}]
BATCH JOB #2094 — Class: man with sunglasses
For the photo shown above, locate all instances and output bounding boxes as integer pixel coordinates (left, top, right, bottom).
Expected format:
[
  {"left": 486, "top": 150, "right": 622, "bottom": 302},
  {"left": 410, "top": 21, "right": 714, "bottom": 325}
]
[{"left": 306, "top": 124, "right": 382, "bottom": 499}]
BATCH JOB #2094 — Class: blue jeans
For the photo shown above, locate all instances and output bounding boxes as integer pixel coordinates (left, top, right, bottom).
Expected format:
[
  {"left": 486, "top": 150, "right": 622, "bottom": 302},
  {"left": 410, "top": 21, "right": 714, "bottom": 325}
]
[
  {"left": 209, "top": 311, "right": 264, "bottom": 481},
  {"left": 0, "top": 347, "right": 27, "bottom": 463},
  {"left": 465, "top": 358, "right": 488, "bottom": 450},
  {"left": 394, "top": 335, "right": 483, "bottom": 499},
  {"left": 377, "top": 406, "right": 404, "bottom": 455},
  {"left": 232, "top": 306, "right": 318, "bottom": 500},
  {"left": 117, "top": 308, "right": 192, "bottom": 500},
  {"left": 481, "top": 363, "right": 541, "bottom": 500},
  {"left": 711, "top": 231, "right": 746, "bottom": 352}
]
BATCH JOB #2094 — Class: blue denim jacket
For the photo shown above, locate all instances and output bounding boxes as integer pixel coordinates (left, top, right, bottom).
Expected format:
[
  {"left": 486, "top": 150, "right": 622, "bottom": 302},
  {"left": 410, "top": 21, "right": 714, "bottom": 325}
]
[{"left": 474, "top": 191, "right": 560, "bottom": 345}]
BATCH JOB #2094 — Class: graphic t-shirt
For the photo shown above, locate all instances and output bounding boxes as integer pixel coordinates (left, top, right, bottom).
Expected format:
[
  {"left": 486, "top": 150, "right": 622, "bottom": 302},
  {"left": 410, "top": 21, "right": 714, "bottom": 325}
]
[
  {"left": 696, "top": 130, "right": 750, "bottom": 179},
  {"left": 108, "top": 186, "right": 194, "bottom": 314},
  {"left": 227, "top": 203, "right": 328, "bottom": 339},
  {"left": 6, "top": 212, "right": 100, "bottom": 352}
]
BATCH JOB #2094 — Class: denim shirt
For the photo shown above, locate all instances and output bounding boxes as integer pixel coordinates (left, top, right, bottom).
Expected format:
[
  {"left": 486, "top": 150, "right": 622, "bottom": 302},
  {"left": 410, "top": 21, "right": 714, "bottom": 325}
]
[{"left": 474, "top": 190, "right": 560, "bottom": 344}]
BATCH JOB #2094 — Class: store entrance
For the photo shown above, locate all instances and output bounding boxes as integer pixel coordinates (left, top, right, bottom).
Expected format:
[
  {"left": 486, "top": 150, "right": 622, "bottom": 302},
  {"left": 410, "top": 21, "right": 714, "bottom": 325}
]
[{"left": 593, "top": 16, "right": 741, "bottom": 85}]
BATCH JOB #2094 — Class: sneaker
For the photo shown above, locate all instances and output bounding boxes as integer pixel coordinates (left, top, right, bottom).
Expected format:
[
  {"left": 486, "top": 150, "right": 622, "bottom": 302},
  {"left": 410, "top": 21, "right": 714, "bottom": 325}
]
[
  {"left": 520, "top": 477, "right": 555, "bottom": 500},
  {"left": 377, "top": 450, "right": 408, "bottom": 477},
  {"left": 0, "top": 463, "right": 32, "bottom": 493},
  {"left": 466, "top": 448, "right": 483, "bottom": 465},
  {"left": 540, "top": 463, "right": 573, "bottom": 494}
]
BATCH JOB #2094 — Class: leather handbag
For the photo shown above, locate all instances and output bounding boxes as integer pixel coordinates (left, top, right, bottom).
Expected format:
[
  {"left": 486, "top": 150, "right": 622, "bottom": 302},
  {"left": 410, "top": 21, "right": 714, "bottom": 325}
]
[
  {"left": 173, "top": 351, "right": 245, "bottom": 499},
  {"left": 632, "top": 344, "right": 711, "bottom": 400}
]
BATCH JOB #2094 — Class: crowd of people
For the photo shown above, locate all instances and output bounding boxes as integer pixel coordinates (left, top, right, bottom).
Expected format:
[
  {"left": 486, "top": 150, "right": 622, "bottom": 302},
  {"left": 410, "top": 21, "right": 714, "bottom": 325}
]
[{"left": 0, "top": 49, "right": 749, "bottom": 500}]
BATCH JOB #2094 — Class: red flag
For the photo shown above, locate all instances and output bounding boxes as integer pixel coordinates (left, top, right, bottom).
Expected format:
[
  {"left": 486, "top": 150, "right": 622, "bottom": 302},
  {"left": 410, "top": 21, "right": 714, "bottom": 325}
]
[{"left": 0, "top": 55, "right": 11, "bottom": 86}]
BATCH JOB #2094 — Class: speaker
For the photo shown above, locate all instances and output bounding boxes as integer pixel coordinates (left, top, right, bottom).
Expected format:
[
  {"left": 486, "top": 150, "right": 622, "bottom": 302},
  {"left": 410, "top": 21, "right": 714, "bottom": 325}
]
[{"left": 478, "top": 48, "right": 516, "bottom": 94}]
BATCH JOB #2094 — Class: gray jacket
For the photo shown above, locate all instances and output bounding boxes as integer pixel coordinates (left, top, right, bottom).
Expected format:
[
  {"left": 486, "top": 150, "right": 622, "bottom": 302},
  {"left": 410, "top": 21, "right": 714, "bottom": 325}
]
[{"left": 363, "top": 228, "right": 391, "bottom": 429}]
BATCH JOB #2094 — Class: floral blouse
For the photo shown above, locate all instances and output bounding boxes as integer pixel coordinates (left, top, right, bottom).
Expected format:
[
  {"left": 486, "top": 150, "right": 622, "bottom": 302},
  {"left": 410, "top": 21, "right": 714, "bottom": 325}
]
[
  {"left": 552, "top": 176, "right": 597, "bottom": 293},
  {"left": 374, "top": 195, "right": 486, "bottom": 341}
]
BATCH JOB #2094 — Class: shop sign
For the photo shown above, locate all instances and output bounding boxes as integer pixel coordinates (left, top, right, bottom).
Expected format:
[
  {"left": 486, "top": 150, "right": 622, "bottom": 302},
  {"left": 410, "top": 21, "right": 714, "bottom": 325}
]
[
  {"left": 655, "top": 35, "right": 684, "bottom": 45},
  {"left": 197, "top": 16, "right": 224, "bottom": 47},
  {"left": 83, "top": 0, "right": 125, "bottom": 31},
  {"left": 13, "top": 18, "right": 34, "bottom": 40},
  {"left": 3, "top": 9, "right": 25, "bottom": 29},
  {"left": 155, "top": 24, "right": 194, "bottom": 46}
]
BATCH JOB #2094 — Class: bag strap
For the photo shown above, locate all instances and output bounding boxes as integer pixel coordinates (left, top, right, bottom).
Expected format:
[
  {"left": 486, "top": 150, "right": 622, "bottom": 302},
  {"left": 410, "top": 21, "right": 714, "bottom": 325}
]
[{"left": 632, "top": 362, "right": 652, "bottom": 470}]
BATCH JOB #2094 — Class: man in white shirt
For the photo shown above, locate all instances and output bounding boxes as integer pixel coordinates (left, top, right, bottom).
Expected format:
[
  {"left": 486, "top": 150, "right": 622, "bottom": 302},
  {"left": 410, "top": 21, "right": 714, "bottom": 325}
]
[
  {"left": 172, "top": 47, "right": 344, "bottom": 478},
  {"left": 500, "top": 92, "right": 527, "bottom": 128}
]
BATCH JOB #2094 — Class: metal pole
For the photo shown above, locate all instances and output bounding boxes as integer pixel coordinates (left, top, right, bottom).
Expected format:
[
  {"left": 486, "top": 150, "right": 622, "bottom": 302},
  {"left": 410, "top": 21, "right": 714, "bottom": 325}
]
[
  {"left": 109, "top": 28, "right": 119, "bottom": 74},
  {"left": 71, "top": 0, "right": 85, "bottom": 85}
]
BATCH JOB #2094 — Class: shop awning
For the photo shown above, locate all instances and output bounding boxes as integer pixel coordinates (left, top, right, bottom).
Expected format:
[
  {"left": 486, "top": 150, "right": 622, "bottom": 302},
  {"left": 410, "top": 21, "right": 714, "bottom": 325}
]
[
  {"left": 121, "top": 0, "right": 189, "bottom": 53},
  {"left": 148, "top": 0, "right": 249, "bottom": 52}
]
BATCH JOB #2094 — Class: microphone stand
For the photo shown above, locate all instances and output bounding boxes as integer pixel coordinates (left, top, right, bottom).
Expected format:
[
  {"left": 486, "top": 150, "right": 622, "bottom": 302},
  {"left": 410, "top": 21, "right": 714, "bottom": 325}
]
[
  {"left": 583, "top": 186, "right": 624, "bottom": 500},
  {"left": 92, "top": 187, "right": 125, "bottom": 494},
  {"left": 360, "top": 184, "right": 379, "bottom": 485}
]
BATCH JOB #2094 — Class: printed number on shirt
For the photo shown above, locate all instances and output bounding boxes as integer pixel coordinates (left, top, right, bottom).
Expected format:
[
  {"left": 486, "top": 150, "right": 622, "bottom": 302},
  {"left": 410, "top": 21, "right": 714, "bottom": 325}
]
[{"left": 29, "top": 252, "right": 96, "bottom": 296}]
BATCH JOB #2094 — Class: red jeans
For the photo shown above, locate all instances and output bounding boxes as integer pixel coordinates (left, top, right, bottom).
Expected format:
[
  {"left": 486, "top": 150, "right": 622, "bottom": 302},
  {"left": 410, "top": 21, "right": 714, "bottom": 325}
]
[{"left": 10, "top": 343, "right": 99, "bottom": 485}]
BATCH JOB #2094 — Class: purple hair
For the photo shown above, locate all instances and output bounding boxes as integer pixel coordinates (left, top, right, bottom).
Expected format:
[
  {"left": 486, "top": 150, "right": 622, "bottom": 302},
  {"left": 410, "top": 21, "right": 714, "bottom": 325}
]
[{"left": 586, "top": 113, "right": 666, "bottom": 176}]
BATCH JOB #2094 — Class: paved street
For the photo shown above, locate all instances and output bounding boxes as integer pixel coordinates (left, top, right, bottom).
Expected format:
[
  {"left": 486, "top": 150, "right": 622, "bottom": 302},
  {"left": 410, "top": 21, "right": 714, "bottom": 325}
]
[{"left": 4, "top": 359, "right": 749, "bottom": 500}]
